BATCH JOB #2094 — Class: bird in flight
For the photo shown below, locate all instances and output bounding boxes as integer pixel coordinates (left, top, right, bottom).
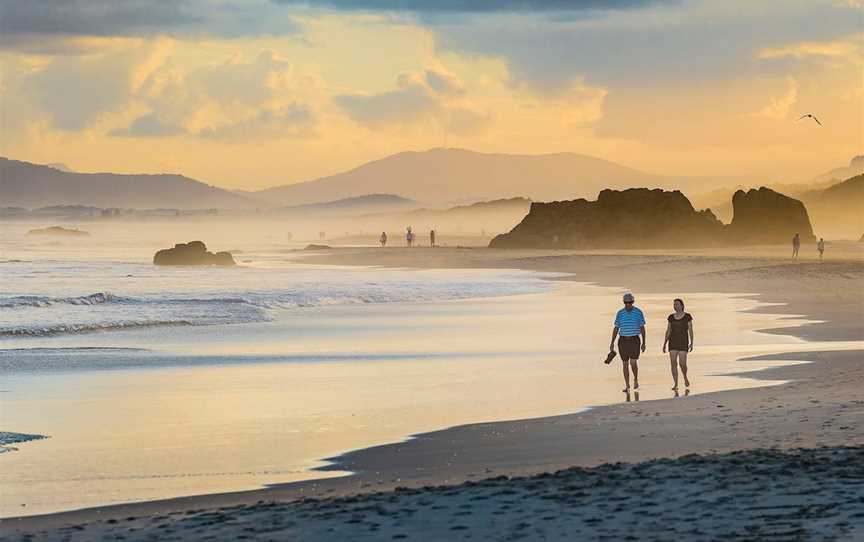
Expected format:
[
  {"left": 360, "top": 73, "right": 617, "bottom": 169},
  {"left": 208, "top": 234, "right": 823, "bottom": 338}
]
[{"left": 796, "top": 114, "right": 822, "bottom": 125}]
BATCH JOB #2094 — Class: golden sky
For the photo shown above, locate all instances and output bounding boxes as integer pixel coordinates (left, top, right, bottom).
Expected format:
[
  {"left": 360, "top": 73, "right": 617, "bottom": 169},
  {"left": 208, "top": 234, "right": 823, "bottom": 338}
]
[{"left": 0, "top": 0, "right": 861, "bottom": 189}]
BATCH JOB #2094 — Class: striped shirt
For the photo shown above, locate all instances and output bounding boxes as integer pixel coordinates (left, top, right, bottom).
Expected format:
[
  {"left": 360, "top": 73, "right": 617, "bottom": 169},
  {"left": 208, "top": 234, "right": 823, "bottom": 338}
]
[{"left": 614, "top": 307, "right": 646, "bottom": 337}]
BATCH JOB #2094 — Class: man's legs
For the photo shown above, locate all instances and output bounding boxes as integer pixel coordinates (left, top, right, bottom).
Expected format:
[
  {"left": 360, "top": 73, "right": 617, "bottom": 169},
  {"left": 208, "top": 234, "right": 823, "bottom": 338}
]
[
  {"left": 630, "top": 360, "right": 639, "bottom": 389},
  {"left": 621, "top": 358, "right": 631, "bottom": 392}
]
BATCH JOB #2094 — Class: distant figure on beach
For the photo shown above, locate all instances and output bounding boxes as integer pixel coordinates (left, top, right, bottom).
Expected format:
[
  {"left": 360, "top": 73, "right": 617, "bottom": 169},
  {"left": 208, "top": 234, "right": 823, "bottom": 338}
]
[
  {"left": 609, "top": 293, "right": 646, "bottom": 392},
  {"left": 430, "top": 229, "right": 436, "bottom": 248},
  {"left": 792, "top": 233, "right": 800, "bottom": 259},
  {"left": 663, "top": 298, "right": 694, "bottom": 391},
  {"left": 817, "top": 238, "right": 825, "bottom": 260},
  {"left": 406, "top": 227, "right": 414, "bottom": 247},
  {"left": 380, "top": 232, "right": 387, "bottom": 247}
]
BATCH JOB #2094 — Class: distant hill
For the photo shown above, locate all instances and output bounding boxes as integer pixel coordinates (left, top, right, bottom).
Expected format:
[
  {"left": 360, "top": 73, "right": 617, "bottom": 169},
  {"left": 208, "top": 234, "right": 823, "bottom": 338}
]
[
  {"left": 277, "top": 194, "right": 417, "bottom": 216},
  {"left": 251, "top": 148, "right": 725, "bottom": 206},
  {"left": 406, "top": 197, "right": 531, "bottom": 219},
  {"left": 801, "top": 174, "right": 864, "bottom": 237},
  {"left": 804, "top": 173, "right": 864, "bottom": 203},
  {"left": 435, "top": 197, "right": 531, "bottom": 213},
  {"left": 0, "top": 157, "right": 257, "bottom": 210},
  {"left": 45, "top": 163, "right": 75, "bottom": 173},
  {"left": 810, "top": 155, "right": 864, "bottom": 184}
]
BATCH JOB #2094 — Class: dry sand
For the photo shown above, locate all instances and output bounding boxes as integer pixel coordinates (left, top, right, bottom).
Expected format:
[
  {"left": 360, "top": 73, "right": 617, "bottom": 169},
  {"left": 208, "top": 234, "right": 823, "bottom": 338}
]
[{"left": 2, "top": 245, "right": 863, "bottom": 541}]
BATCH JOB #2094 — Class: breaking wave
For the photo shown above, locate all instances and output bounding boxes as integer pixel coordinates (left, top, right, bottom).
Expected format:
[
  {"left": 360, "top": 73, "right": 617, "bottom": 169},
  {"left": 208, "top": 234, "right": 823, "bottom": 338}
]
[
  {"left": 0, "top": 292, "right": 131, "bottom": 309},
  {"left": 0, "top": 272, "right": 550, "bottom": 338}
]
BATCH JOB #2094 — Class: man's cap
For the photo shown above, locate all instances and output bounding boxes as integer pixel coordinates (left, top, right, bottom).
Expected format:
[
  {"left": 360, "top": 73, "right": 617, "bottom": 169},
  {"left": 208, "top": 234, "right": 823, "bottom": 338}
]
[{"left": 623, "top": 293, "right": 635, "bottom": 302}]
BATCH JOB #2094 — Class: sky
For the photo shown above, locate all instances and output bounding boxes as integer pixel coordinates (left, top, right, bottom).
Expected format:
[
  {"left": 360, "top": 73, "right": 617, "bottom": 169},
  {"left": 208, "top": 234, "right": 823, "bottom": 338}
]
[{"left": 0, "top": 0, "right": 861, "bottom": 190}]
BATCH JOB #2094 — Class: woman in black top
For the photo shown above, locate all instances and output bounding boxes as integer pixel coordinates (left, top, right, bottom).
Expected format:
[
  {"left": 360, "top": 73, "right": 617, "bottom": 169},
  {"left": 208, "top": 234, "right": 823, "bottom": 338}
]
[{"left": 662, "top": 298, "right": 694, "bottom": 391}]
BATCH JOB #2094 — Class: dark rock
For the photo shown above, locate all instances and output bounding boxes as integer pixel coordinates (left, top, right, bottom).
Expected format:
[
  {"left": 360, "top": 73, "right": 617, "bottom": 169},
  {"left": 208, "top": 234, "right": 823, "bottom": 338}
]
[
  {"left": 490, "top": 188, "right": 724, "bottom": 249},
  {"left": 26, "top": 226, "right": 89, "bottom": 237},
  {"left": 153, "top": 241, "right": 235, "bottom": 266},
  {"left": 304, "top": 244, "right": 331, "bottom": 250},
  {"left": 727, "top": 187, "right": 815, "bottom": 244},
  {"left": 491, "top": 186, "right": 817, "bottom": 249}
]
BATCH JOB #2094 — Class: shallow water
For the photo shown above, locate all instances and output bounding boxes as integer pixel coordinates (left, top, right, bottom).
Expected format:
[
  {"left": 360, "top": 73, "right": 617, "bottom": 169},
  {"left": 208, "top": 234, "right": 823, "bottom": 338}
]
[{"left": 0, "top": 221, "right": 860, "bottom": 516}]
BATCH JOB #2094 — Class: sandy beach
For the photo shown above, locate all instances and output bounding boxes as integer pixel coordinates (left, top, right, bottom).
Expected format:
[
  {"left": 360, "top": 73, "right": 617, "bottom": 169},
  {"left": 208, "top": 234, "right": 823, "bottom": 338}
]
[{"left": 2, "top": 246, "right": 862, "bottom": 541}]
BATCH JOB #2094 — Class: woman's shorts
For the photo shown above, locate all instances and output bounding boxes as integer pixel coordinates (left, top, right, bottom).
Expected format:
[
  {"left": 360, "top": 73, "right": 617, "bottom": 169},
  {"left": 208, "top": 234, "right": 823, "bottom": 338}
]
[{"left": 669, "top": 339, "right": 689, "bottom": 352}]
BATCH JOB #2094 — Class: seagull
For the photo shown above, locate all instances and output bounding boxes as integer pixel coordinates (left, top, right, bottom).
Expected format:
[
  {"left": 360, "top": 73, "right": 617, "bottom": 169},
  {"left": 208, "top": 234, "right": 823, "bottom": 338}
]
[{"left": 796, "top": 114, "right": 822, "bottom": 126}]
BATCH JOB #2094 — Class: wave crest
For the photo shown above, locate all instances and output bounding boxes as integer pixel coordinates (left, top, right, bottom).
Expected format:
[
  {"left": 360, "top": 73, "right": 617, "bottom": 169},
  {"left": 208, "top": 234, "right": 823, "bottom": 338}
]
[
  {"left": 0, "top": 292, "right": 129, "bottom": 309},
  {"left": 0, "top": 320, "right": 194, "bottom": 337}
]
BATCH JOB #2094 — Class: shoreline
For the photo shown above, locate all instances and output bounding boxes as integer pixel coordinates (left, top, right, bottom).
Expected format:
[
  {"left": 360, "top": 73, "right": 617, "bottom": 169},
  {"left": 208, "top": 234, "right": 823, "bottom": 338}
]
[{"left": 3, "top": 247, "right": 862, "bottom": 539}]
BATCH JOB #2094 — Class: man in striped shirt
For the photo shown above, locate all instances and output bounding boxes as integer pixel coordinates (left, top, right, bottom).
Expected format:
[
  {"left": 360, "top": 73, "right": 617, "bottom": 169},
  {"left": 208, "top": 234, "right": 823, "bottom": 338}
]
[{"left": 609, "top": 292, "right": 646, "bottom": 392}]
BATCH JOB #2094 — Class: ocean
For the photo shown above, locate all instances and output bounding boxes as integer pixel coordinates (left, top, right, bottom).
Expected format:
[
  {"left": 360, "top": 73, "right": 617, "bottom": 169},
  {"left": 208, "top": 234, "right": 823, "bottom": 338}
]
[{"left": 0, "top": 221, "right": 848, "bottom": 516}]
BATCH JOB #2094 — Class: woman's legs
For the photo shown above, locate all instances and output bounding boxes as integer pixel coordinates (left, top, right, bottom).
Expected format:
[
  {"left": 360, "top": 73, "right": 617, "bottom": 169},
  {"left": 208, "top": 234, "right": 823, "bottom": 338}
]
[
  {"left": 679, "top": 351, "right": 690, "bottom": 387},
  {"left": 669, "top": 350, "right": 679, "bottom": 390}
]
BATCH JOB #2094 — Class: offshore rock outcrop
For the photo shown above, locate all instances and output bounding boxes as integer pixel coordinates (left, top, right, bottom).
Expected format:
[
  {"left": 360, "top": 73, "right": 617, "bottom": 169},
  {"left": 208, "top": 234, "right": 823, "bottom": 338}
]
[
  {"left": 727, "top": 187, "right": 816, "bottom": 244},
  {"left": 490, "top": 188, "right": 724, "bottom": 249},
  {"left": 153, "top": 241, "right": 235, "bottom": 266},
  {"left": 490, "top": 187, "right": 814, "bottom": 249},
  {"left": 26, "top": 226, "right": 89, "bottom": 236}
]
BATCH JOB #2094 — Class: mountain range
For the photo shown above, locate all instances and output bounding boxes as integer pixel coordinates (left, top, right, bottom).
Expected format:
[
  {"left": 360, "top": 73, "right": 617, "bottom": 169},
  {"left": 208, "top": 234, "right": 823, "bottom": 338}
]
[
  {"left": 2, "top": 149, "right": 857, "bottom": 214},
  {"left": 249, "top": 148, "right": 744, "bottom": 206},
  {"left": 0, "top": 158, "right": 256, "bottom": 210}
]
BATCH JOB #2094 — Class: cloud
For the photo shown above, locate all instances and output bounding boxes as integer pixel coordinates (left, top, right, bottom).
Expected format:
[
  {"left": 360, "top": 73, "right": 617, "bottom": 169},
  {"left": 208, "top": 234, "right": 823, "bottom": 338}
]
[
  {"left": 107, "top": 49, "right": 323, "bottom": 140},
  {"left": 748, "top": 77, "right": 799, "bottom": 120},
  {"left": 423, "top": 68, "right": 464, "bottom": 95},
  {"left": 0, "top": 0, "right": 199, "bottom": 36},
  {"left": 445, "top": 107, "right": 493, "bottom": 135},
  {"left": 24, "top": 47, "right": 147, "bottom": 130},
  {"left": 336, "top": 85, "right": 436, "bottom": 127},
  {"left": 335, "top": 67, "right": 482, "bottom": 129},
  {"left": 189, "top": 50, "right": 296, "bottom": 107},
  {"left": 757, "top": 34, "right": 862, "bottom": 60},
  {"left": 427, "top": 1, "right": 862, "bottom": 95},
  {"left": 197, "top": 103, "right": 315, "bottom": 139},
  {"left": 272, "top": 0, "right": 668, "bottom": 13},
  {"left": 0, "top": 0, "right": 301, "bottom": 50},
  {"left": 109, "top": 113, "right": 185, "bottom": 137}
]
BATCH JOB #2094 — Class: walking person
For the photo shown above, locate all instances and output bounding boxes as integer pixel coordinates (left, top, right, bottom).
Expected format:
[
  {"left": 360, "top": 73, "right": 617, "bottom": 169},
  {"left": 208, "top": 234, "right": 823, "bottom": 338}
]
[
  {"left": 609, "top": 293, "right": 646, "bottom": 392},
  {"left": 792, "top": 233, "right": 800, "bottom": 259},
  {"left": 380, "top": 231, "right": 388, "bottom": 247},
  {"left": 406, "top": 227, "right": 413, "bottom": 247},
  {"left": 817, "top": 238, "right": 825, "bottom": 260},
  {"left": 662, "top": 298, "right": 694, "bottom": 391},
  {"left": 430, "top": 229, "right": 436, "bottom": 248}
]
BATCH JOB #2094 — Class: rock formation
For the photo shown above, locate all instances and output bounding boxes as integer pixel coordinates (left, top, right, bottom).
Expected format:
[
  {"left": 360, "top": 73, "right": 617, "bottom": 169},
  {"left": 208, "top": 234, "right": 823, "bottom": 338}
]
[
  {"left": 490, "top": 188, "right": 724, "bottom": 249},
  {"left": 153, "top": 241, "right": 235, "bottom": 266},
  {"left": 727, "top": 187, "right": 816, "bottom": 244},
  {"left": 26, "top": 226, "right": 90, "bottom": 236},
  {"left": 490, "top": 187, "right": 815, "bottom": 249}
]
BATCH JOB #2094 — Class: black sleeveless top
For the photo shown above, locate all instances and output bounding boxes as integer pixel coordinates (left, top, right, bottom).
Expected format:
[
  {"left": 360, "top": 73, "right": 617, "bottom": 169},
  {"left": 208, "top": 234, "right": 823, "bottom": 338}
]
[{"left": 667, "top": 313, "right": 692, "bottom": 350}]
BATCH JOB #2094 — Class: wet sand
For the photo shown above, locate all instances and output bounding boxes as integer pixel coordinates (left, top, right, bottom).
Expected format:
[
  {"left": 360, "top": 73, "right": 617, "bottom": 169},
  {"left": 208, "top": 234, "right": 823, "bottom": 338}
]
[{"left": 3, "top": 246, "right": 863, "bottom": 540}]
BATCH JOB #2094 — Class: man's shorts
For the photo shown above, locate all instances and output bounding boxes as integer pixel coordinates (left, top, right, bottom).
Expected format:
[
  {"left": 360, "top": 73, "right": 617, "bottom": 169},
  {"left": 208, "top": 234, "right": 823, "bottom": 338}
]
[{"left": 618, "top": 336, "right": 641, "bottom": 362}]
